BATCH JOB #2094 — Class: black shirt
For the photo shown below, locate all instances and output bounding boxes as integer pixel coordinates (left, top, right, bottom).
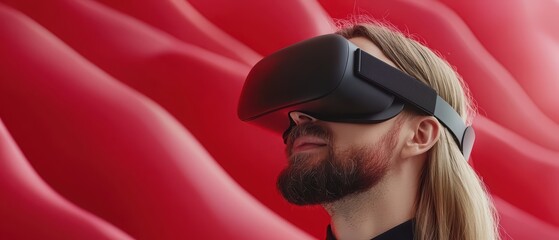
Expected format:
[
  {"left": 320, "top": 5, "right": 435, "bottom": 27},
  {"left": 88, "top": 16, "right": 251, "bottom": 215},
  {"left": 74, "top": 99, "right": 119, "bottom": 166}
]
[{"left": 326, "top": 219, "right": 414, "bottom": 240}]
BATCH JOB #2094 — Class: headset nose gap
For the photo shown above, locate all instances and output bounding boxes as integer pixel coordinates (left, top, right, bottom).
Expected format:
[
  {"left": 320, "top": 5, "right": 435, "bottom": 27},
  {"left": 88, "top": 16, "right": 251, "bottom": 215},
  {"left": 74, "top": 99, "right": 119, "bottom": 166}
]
[{"left": 289, "top": 112, "right": 317, "bottom": 125}]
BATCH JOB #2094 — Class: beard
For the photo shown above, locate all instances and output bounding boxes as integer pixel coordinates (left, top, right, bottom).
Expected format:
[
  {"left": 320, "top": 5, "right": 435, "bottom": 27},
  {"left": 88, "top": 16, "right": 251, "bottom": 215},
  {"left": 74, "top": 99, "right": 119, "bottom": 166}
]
[{"left": 277, "top": 121, "right": 401, "bottom": 206}]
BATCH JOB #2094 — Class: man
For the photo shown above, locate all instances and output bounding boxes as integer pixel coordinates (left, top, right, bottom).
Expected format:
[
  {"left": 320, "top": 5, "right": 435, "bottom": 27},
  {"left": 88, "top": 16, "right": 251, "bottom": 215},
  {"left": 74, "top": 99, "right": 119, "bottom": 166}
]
[{"left": 238, "top": 23, "right": 499, "bottom": 240}]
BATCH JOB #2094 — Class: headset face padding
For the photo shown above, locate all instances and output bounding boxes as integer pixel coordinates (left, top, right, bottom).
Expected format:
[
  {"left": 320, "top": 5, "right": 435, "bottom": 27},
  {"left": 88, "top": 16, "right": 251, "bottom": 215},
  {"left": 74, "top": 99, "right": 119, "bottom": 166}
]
[{"left": 238, "top": 34, "right": 474, "bottom": 160}]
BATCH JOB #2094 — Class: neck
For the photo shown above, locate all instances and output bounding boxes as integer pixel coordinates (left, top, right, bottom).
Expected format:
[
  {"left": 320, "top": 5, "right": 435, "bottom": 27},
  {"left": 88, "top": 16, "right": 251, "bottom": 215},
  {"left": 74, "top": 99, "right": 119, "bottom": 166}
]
[{"left": 323, "top": 156, "right": 424, "bottom": 240}]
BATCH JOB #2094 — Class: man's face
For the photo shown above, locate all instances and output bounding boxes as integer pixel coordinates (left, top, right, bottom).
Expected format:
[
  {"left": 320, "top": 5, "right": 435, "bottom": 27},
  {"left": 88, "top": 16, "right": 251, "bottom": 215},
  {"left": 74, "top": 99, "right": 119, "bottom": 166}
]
[
  {"left": 277, "top": 113, "right": 404, "bottom": 205},
  {"left": 276, "top": 37, "right": 406, "bottom": 206}
]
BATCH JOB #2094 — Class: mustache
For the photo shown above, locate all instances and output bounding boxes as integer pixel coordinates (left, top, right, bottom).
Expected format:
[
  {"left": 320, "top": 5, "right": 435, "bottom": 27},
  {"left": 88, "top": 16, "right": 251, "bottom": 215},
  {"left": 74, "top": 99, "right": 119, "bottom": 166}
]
[{"left": 284, "top": 123, "right": 332, "bottom": 152}]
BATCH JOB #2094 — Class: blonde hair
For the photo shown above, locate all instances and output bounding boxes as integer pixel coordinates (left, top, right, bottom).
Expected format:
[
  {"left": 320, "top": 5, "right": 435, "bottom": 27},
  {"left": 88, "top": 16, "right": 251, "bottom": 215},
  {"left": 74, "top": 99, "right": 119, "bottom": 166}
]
[{"left": 337, "top": 22, "right": 500, "bottom": 240}]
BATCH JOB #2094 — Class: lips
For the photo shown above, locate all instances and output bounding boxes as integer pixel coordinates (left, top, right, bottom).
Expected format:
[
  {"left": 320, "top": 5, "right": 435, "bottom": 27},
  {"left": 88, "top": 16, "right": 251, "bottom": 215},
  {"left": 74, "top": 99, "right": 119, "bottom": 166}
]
[{"left": 292, "top": 136, "right": 327, "bottom": 153}]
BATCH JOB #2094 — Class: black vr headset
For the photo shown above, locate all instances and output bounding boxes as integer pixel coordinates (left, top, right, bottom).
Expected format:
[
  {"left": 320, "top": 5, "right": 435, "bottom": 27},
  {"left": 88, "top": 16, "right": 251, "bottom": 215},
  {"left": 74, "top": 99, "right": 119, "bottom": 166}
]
[{"left": 238, "top": 34, "right": 475, "bottom": 160}]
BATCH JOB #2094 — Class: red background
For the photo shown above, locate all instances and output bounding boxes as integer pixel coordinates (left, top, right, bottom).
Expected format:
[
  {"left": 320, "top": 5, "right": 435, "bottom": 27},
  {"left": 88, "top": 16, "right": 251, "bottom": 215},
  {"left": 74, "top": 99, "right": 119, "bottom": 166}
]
[{"left": 1, "top": 0, "right": 558, "bottom": 239}]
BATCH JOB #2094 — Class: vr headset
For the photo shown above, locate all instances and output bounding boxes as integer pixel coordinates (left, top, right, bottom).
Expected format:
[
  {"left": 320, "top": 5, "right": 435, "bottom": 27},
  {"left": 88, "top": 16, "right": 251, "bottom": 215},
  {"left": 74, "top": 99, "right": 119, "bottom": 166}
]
[{"left": 237, "top": 34, "right": 475, "bottom": 160}]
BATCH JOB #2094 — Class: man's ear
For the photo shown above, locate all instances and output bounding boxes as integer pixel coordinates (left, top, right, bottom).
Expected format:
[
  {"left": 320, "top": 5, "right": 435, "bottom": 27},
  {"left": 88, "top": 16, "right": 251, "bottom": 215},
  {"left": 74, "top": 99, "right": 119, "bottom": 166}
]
[{"left": 400, "top": 116, "right": 440, "bottom": 159}]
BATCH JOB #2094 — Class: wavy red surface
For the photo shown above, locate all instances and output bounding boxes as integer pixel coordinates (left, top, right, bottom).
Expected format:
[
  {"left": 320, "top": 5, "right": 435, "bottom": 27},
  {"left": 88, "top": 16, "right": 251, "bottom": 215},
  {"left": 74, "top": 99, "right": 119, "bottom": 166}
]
[{"left": 0, "top": 0, "right": 557, "bottom": 239}]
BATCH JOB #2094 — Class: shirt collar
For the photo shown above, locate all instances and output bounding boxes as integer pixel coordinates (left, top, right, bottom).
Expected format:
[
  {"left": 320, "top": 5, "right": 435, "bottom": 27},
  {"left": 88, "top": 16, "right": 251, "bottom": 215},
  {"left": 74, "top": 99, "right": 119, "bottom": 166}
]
[{"left": 326, "top": 219, "right": 415, "bottom": 240}]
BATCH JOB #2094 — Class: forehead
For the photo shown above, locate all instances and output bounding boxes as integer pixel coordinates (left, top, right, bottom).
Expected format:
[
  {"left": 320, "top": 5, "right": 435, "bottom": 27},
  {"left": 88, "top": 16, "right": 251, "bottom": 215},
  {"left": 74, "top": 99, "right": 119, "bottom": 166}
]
[{"left": 348, "top": 37, "right": 398, "bottom": 69}]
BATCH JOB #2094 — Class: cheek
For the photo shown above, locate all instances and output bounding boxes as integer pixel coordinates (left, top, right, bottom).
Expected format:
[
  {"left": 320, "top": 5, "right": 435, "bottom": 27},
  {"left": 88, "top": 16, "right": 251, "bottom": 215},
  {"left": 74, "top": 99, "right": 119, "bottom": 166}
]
[
  {"left": 326, "top": 119, "right": 401, "bottom": 153},
  {"left": 330, "top": 126, "right": 385, "bottom": 151}
]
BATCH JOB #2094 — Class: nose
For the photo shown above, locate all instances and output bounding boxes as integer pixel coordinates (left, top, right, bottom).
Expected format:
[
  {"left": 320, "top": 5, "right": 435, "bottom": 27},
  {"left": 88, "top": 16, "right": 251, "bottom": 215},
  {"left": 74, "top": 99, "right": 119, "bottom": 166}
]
[{"left": 289, "top": 111, "right": 317, "bottom": 125}]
